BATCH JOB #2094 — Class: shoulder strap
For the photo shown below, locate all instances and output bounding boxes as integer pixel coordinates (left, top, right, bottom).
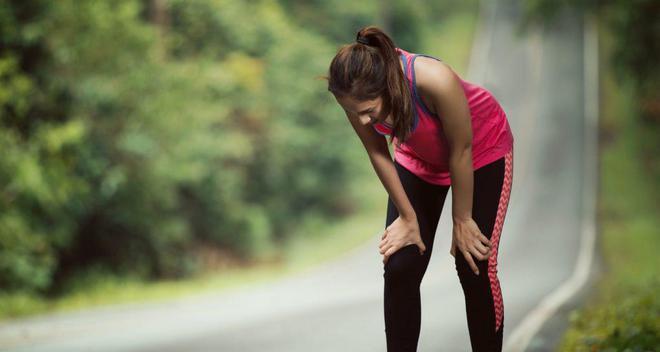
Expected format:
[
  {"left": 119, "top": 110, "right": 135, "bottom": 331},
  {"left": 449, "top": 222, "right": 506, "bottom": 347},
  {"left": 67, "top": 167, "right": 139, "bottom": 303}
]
[{"left": 410, "top": 54, "right": 440, "bottom": 118}]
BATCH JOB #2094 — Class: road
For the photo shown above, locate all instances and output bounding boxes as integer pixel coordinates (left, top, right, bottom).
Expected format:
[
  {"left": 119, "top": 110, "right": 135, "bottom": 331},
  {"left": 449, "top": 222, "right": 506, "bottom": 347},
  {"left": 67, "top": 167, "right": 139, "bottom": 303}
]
[{"left": 0, "top": 0, "right": 599, "bottom": 351}]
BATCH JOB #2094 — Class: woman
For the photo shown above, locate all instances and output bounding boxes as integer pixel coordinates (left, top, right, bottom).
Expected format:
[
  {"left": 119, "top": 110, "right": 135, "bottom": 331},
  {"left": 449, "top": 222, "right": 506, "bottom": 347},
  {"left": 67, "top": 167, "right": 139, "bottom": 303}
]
[{"left": 324, "top": 26, "right": 514, "bottom": 351}]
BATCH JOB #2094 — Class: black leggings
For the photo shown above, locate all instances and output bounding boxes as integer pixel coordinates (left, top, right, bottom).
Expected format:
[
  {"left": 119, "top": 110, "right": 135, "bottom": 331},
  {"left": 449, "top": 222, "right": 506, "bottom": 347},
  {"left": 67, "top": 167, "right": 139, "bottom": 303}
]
[{"left": 383, "top": 149, "right": 513, "bottom": 352}]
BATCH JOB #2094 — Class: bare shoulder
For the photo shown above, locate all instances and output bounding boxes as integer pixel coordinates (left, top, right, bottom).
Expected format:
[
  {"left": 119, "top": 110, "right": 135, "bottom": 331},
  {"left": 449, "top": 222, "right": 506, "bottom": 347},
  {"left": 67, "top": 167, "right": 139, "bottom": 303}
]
[
  {"left": 413, "top": 56, "right": 461, "bottom": 94},
  {"left": 414, "top": 56, "right": 465, "bottom": 116}
]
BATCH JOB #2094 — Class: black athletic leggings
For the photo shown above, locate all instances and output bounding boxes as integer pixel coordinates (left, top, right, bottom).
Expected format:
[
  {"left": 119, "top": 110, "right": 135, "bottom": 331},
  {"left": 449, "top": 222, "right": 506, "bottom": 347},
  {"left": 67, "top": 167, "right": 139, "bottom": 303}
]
[{"left": 383, "top": 149, "right": 513, "bottom": 352}]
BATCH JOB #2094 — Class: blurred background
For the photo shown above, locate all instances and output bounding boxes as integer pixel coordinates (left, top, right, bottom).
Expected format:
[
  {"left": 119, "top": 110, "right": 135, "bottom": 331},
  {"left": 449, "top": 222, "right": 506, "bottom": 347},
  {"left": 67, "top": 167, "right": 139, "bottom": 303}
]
[{"left": 0, "top": 0, "right": 657, "bottom": 351}]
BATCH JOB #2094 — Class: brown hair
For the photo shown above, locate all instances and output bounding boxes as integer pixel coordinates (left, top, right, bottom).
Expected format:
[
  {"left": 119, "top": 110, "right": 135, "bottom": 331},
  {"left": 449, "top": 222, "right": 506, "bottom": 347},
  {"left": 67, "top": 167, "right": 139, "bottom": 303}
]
[{"left": 322, "top": 26, "right": 414, "bottom": 146}]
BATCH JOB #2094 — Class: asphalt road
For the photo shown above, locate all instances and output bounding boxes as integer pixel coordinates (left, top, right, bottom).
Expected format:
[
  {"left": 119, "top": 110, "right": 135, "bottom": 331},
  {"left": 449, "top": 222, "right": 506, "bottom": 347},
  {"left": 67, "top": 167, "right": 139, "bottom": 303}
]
[{"left": 0, "top": 0, "right": 599, "bottom": 351}]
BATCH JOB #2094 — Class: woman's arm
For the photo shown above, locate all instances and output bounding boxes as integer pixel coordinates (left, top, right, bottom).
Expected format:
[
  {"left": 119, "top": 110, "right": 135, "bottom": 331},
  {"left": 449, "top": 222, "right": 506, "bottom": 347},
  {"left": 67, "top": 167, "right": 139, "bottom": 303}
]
[
  {"left": 340, "top": 107, "right": 426, "bottom": 262},
  {"left": 416, "top": 61, "right": 474, "bottom": 223},
  {"left": 415, "top": 58, "right": 491, "bottom": 274},
  {"left": 342, "top": 108, "right": 416, "bottom": 221}
]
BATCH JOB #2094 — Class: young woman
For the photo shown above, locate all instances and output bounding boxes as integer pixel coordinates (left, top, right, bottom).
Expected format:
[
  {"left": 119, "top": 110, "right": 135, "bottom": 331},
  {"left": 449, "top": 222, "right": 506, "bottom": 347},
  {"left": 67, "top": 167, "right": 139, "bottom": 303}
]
[{"left": 324, "top": 26, "right": 514, "bottom": 351}]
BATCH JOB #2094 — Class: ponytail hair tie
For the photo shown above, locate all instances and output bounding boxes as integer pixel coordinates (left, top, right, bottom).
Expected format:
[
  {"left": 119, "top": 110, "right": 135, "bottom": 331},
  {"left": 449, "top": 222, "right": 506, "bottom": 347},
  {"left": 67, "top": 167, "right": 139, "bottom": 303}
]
[{"left": 356, "top": 34, "right": 370, "bottom": 45}]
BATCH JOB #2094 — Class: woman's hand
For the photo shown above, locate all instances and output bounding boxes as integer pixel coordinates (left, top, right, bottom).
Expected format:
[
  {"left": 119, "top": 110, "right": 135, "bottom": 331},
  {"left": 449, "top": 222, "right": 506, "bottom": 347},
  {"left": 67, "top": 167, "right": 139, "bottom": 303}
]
[
  {"left": 379, "top": 215, "right": 426, "bottom": 264},
  {"left": 450, "top": 217, "right": 492, "bottom": 275}
]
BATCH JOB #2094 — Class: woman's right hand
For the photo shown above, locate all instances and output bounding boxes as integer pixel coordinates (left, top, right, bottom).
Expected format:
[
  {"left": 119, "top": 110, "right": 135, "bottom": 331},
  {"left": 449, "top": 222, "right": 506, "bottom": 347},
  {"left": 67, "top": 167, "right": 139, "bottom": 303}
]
[{"left": 378, "top": 215, "right": 426, "bottom": 264}]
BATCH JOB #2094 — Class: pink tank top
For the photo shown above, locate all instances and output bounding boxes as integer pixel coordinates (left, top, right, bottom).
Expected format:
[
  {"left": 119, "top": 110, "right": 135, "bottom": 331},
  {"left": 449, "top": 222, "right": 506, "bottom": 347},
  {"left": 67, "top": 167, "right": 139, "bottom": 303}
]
[{"left": 373, "top": 47, "right": 514, "bottom": 185}]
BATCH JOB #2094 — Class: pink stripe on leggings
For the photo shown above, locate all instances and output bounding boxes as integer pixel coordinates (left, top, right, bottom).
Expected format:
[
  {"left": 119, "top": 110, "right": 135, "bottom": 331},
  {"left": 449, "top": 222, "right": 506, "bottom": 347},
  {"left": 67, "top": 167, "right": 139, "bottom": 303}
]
[{"left": 488, "top": 148, "right": 513, "bottom": 332}]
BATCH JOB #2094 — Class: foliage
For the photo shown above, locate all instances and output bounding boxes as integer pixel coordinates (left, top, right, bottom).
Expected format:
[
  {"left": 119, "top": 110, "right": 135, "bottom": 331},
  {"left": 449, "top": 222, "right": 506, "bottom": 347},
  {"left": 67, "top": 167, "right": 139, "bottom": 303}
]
[
  {"left": 0, "top": 0, "right": 478, "bottom": 297},
  {"left": 562, "top": 280, "right": 659, "bottom": 351}
]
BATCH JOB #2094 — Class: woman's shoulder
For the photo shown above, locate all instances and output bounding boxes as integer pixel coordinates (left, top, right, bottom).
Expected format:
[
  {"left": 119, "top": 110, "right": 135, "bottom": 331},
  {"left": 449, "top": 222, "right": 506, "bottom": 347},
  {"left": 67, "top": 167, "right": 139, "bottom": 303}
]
[
  {"left": 413, "top": 55, "right": 461, "bottom": 92},
  {"left": 411, "top": 55, "right": 463, "bottom": 116}
]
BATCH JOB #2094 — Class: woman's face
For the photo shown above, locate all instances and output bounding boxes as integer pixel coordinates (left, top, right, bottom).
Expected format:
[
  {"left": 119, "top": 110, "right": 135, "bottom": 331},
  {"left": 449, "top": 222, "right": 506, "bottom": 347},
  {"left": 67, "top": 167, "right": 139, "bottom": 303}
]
[{"left": 335, "top": 95, "right": 390, "bottom": 126}]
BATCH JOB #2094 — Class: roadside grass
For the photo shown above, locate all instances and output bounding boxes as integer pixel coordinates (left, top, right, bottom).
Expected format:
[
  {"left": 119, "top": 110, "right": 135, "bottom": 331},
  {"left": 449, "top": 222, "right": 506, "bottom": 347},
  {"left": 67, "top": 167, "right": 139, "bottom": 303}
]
[
  {"left": 557, "top": 21, "right": 660, "bottom": 351},
  {"left": 0, "top": 8, "right": 480, "bottom": 323}
]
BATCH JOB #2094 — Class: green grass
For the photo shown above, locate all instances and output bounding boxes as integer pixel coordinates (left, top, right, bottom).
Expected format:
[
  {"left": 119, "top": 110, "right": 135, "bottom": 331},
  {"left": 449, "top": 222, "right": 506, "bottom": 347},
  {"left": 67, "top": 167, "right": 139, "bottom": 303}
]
[
  {"left": 0, "top": 9, "right": 480, "bottom": 322},
  {"left": 557, "top": 20, "right": 660, "bottom": 352}
]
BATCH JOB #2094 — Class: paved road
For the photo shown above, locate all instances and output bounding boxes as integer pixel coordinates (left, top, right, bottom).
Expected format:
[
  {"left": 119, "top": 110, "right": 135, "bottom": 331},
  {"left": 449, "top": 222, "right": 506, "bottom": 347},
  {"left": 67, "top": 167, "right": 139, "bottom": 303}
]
[{"left": 0, "top": 0, "right": 598, "bottom": 351}]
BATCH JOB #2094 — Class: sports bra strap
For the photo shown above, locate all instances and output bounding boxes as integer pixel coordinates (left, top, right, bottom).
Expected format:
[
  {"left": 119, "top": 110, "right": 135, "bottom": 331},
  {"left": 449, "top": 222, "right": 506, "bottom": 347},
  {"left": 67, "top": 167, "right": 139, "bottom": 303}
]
[{"left": 410, "top": 54, "right": 441, "bottom": 118}]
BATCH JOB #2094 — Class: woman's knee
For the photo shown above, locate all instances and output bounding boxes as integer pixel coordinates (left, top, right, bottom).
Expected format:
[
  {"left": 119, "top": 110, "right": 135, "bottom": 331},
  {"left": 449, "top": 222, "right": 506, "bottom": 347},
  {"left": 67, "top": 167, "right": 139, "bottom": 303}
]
[
  {"left": 383, "top": 244, "right": 426, "bottom": 283},
  {"left": 454, "top": 252, "right": 489, "bottom": 280}
]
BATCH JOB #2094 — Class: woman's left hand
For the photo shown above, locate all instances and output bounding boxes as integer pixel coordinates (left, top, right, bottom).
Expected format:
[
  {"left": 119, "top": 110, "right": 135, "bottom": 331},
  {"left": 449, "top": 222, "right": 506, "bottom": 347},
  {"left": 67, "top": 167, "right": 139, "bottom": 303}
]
[{"left": 450, "top": 217, "right": 492, "bottom": 275}]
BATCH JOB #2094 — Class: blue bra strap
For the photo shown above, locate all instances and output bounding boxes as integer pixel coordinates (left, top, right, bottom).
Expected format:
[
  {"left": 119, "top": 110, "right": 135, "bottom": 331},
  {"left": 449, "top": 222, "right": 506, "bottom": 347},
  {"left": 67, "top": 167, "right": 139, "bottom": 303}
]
[{"left": 411, "top": 54, "right": 443, "bottom": 119}]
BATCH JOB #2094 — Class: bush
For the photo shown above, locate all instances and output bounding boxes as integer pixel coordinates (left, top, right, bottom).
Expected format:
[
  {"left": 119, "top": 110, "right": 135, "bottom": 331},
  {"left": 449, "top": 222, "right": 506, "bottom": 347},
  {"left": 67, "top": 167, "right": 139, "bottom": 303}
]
[{"left": 562, "top": 279, "right": 660, "bottom": 351}]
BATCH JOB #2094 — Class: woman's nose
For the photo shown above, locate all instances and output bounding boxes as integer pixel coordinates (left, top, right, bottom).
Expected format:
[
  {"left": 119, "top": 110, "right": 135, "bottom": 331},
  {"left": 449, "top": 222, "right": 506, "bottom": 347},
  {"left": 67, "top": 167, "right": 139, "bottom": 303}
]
[{"left": 358, "top": 114, "right": 372, "bottom": 125}]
